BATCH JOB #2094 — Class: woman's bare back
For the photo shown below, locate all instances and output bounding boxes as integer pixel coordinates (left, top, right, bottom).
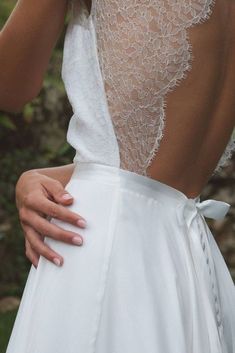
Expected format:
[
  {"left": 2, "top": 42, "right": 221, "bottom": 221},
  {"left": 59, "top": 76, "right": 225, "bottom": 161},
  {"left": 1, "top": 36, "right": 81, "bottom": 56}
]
[{"left": 146, "top": 0, "right": 235, "bottom": 197}]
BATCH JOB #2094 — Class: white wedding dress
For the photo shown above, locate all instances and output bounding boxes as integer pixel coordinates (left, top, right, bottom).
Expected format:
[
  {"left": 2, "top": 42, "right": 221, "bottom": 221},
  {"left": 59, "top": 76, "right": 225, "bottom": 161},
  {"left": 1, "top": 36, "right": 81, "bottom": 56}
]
[{"left": 6, "top": 0, "right": 235, "bottom": 352}]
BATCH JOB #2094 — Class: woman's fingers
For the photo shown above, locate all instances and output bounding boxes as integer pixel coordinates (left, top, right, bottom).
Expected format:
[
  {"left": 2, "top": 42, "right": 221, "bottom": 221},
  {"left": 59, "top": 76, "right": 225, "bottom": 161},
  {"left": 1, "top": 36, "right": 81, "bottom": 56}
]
[
  {"left": 23, "top": 224, "right": 64, "bottom": 266},
  {"left": 40, "top": 177, "right": 74, "bottom": 206},
  {"left": 23, "top": 190, "right": 87, "bottom": 228},
  {"left": 25, "top": 238, "right": 40, "bottom": 268},
  {"left": 15, "top": 171, "right": 86, "bottom": 266},
  {"left": 20, "top": 208, "right": 83, "bottom": 246}
]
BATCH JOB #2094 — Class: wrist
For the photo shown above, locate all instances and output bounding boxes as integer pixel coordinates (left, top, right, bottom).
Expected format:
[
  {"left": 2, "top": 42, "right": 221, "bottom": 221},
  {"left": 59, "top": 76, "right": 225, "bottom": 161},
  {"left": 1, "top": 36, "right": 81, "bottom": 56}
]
[
  {"left": 15, "top": 169, "right": 41, "bottom": 205},
  {"left": 21, "top": 164, "right": 75, "bottom": 187}
]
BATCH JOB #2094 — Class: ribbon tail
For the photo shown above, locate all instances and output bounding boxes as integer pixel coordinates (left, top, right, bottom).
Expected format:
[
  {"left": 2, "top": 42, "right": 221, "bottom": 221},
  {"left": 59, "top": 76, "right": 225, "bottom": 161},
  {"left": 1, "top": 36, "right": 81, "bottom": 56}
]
[{"left": 196, "top": 200, "right": 231, "bottom": 220}]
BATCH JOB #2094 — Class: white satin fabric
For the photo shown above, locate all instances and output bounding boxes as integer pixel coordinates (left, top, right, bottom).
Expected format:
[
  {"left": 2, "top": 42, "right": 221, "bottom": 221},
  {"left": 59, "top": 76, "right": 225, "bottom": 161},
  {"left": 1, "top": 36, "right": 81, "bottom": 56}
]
[{"left": 6, "top": 162, "right": 235, "bottom": 353}]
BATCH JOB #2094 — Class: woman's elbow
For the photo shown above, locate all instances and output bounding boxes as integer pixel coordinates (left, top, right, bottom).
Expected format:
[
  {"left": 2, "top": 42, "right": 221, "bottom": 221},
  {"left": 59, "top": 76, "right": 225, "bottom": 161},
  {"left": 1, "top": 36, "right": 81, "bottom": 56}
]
[
  {"left": 0, "top": 99, "right": 28, "bottom": 114},
  {"left": 0, "top": 104, "right": 24, "bottom": 114},
  {"left": 0, "top": 86, "right": 41, "bottom": 113}
]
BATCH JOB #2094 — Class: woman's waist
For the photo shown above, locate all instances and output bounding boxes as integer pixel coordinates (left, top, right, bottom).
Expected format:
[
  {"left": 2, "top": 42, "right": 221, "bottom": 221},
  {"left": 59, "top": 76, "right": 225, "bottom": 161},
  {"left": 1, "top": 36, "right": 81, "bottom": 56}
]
[{"left": 70, "top": 161, "right": 198, "bottom": 206}]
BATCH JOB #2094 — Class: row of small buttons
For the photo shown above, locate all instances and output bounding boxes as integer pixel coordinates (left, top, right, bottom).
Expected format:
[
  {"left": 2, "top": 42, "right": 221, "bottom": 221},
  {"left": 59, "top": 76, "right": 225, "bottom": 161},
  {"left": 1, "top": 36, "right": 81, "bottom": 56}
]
[{"left": 196, "top": 216, "right": 223, "bottom": 334}]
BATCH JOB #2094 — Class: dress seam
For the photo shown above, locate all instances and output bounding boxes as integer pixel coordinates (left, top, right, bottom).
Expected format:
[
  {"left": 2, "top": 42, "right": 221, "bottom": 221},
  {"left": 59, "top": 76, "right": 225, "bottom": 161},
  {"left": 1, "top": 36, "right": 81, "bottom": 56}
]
[{"left": 88, "top": 185, "right": 121, "bottom": 352}]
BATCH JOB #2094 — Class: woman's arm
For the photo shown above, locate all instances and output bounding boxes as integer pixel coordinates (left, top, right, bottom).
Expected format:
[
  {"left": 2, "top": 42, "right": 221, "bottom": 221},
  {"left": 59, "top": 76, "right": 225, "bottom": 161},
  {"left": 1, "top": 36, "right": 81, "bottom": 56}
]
[
  {"left": 16, "top": 163, "right": 87, "bottom": 268},
  {"left": 0, "top": 0, "right": 69, "bottom": 112},
  {"left": 24, "top": 163, "right": 76, "bottom": 188}
]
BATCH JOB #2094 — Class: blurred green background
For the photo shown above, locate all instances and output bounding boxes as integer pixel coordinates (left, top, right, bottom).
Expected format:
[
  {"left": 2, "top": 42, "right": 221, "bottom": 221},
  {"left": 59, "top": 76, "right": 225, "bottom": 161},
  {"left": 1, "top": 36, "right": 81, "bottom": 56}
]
[{"left": 0, "top": 1, "right": 235, "bottom": 353}]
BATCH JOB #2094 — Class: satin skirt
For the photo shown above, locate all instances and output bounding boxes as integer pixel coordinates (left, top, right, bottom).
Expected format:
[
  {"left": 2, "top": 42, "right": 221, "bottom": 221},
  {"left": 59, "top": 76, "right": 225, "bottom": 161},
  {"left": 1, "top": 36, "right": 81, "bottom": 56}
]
[{"left": 6, "top": 162, "right": 235, "bottom": 353}]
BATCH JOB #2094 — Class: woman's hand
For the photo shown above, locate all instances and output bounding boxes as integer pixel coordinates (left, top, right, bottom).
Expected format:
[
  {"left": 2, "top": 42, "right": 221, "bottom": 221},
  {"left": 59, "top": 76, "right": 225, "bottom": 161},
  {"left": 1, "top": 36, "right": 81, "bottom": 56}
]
[{"left": 15, "top": 170, "right": 87, "bottom": 268}]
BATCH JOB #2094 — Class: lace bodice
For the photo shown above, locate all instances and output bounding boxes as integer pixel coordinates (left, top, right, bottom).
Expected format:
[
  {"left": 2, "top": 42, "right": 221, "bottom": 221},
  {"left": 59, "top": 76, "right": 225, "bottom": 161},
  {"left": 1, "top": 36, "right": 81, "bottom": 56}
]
[{"left": 62, "top": 0, "right": 235, "bottom": 177}]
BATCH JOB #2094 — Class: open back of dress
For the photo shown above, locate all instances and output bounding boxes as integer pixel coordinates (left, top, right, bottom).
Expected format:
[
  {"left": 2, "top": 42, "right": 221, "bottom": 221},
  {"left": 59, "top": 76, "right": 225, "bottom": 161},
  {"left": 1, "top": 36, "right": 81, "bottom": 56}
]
[{"left": 62, "top": 0, "right": 235, "bottom": 177}]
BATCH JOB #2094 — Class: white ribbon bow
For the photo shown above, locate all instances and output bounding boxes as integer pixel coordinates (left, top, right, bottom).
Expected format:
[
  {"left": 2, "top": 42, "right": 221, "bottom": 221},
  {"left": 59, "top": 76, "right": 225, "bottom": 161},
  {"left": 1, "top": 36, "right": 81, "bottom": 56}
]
[{"left": 182, "top": 197, "right": 231, "bottom": 228}]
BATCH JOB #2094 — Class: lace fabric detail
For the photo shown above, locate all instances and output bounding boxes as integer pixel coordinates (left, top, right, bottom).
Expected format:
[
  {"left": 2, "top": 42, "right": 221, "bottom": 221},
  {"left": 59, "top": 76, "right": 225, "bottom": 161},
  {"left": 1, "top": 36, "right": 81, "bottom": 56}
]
[
  {"left": 213, "top": 132, "right": 235, "bottom": 175},
  {"left": 64, "top": 0, "right": 235, "bottom": 177},
  {"left": 89, "top": 0, "right": 235, "bottom": 176}
]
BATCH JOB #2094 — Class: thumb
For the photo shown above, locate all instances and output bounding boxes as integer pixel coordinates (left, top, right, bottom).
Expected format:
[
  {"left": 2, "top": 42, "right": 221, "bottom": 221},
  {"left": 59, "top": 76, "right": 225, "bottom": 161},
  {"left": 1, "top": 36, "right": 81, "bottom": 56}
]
[{"left": 42, "top": 177, "right": 74, "bottom": 205}]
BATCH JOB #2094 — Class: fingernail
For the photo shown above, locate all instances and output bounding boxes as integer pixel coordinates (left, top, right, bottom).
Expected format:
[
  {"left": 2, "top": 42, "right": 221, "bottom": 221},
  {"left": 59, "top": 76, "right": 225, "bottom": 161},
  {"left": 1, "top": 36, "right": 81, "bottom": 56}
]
[
  {"left": 77, "top": 219, "right": 87, "bottom": 228},
  {"left": 62, "top": 193, "right": 73, "bottom": 200},
  {"left": 53, "top": 258, "right": 62, "bottom": 266},
  {"left": 72, "top": 236, "right": 83, "bottom": 245}
]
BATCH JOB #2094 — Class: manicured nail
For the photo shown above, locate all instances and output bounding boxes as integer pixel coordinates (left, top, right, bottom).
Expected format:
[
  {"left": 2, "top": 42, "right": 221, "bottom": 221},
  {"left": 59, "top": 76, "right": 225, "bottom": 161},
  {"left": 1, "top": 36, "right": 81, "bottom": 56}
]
[
  {"left": 77, "top": 219, "right": 87, "bottom": 228},
  {"left": 62, "top": 193, "right": 73, "bottom": 200},
  {"left": 53, "top": 258, "right": 62, "bottom": 266},
  {"left": 72, "top": 236, "right": 83, "bottom": 245}
]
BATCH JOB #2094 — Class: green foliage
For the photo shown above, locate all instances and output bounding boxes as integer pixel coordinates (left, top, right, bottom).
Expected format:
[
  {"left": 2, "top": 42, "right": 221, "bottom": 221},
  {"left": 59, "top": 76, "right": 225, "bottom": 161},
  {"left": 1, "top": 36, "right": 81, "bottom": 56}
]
[
  {"left": 0, "top": 114, "right": 16, "bottom": 130},
  {"left": 0, "top": 1, "right": 16, "bottom": 28},
  {"left": 0, "top": 310, "right": 18, "bottom": 353}
]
